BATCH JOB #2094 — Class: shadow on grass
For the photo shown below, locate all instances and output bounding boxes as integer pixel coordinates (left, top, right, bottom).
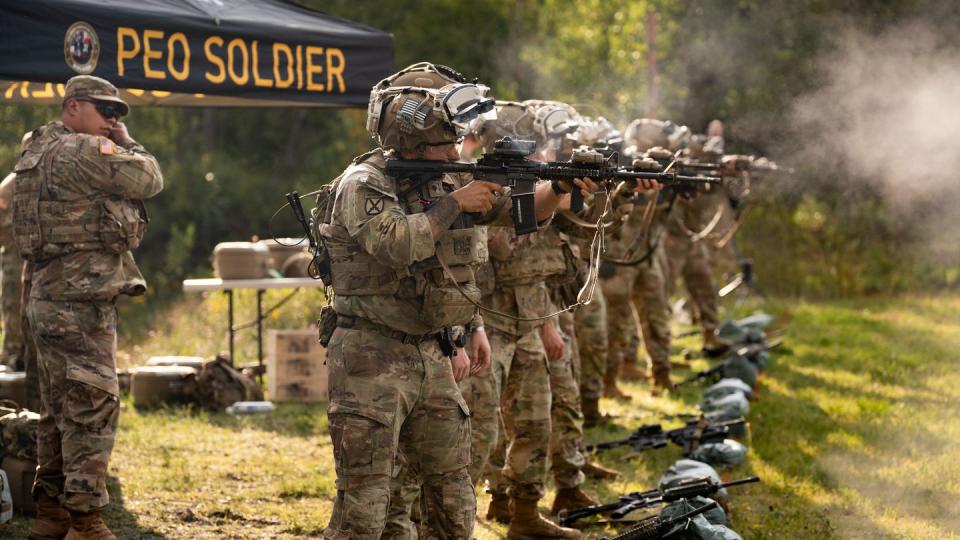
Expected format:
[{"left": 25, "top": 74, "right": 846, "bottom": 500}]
[
  {"left": 735, "top": 299, "right": 960, "bottom": 538},
  {"left": 2, "top": 476, "right": 167, "bottom": 539}
]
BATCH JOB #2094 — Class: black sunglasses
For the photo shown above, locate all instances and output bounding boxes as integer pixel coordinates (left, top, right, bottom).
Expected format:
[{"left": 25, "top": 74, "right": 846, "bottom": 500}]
[{"left": 75, "top": 98, "right": 125, "bottom": 120}]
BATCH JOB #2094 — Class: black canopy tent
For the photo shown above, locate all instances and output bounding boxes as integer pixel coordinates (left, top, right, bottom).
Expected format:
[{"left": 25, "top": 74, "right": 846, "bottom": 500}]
[{"left": 0, "top": 0, "right": 394, "bottom": 107}]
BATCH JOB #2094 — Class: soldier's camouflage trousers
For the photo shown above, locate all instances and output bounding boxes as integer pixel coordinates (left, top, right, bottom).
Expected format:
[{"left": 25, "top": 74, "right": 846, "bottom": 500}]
[
  {"left": 383, "top": 333, "right": 500, "bottom": 538},
  {"left": 598, "top": 273, "right": 641, "bottom": 380},
  {"left": 485, "top": 328, "right": 552, "bottom": 501},
  {"left": 324, "top": 326, "right": 474, "bottom": 540},
  {"left": 664, "top": 233, "right": 720, "bottom": 333},
  {"left": 600, "top": 246, "right": 672, "bottom": 377},
  {"left": 27, "top": 299, "right": 120, "bottom": 514},
  {"left": 1, "top": 244, "right": 25, "bottom": 369},
  {"left": 458, "top": 353, "right": 500, "bottom": 486},
  {"left": 574, "top": 286, "right": 608, "bottom": 400},
  {"left": 550, "top": 312, "right": 585, "bottom": 489}
]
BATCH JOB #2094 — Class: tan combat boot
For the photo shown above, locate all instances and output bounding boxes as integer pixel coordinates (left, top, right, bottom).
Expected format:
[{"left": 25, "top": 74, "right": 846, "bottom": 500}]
[
  {"left": 486, "top": 492, "right": 512, "bottom": 524},
  {"left": 28, "top": 493, "right": 72, "bottom": 540},
  {"left": 507, "top": 497, "right": 582, "bottom": 539},
  {"left": 581, "top": 397, "right": 612, "bottom": 428},
  {"left": 650, "top": 370, "right": 676, "bottom": 396},
  {"left": 582, "top": 460, "right": 621, "bottom": 480},
  {"left": 550, "top": 486, "right": 598, "bottom": 515},
  {"left": 602, "top": 370, "right": 631, "bottom": 401},
  {"left": 64, "top": 510, "right": 116, "bottom": 540},
  {"left": 619, "top": 362, "right": 649, "bottom": 382}
]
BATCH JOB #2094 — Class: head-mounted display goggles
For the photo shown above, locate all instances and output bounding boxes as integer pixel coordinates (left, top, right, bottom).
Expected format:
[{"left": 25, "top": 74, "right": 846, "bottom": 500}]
[{"left": 435, "top": 83, "right": 496, "bottom": 133}]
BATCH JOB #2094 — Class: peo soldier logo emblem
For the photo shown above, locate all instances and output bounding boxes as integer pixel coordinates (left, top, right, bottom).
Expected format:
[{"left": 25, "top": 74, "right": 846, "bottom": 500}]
[{"left": 64, "top": 22, "right": 100, "bottom": 74}]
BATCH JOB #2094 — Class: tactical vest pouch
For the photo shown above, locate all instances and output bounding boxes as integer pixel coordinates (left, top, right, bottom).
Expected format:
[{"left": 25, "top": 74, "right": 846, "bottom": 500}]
[
  {"left": 12, "top": 153, "right": 44, "bottom": 259},
  {"left": 318, "top": 304, "right": 338, "bottom": 347},
  {"left": 545, "top": 240, "right": 581, "bottom": 289},
  {"left": 100, "top": 199, "right": 147, "bottom": 253},
  {"left": 436, "top": 228, "right": 484, "bottom": 267},
  {"left": 420, "top": 281, "right": 480, "bottom": 329}
]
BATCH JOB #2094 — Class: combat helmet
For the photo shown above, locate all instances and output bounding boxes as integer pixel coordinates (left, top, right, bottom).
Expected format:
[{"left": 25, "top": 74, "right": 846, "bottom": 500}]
[
  {"left": 366, "top": 62, "right": 495, "bottom": 152},
  {"left": 531, "top": 102, "right": 580, "bottom": 148},
  {"left": 623, "top": 118, "right": 691, "bottom": 152},
  {"left": 473, "top": 101, "right": 537, "bottom": 152},
  {"left": 573, "top": 115, "right": 621, "bottom": 147}
]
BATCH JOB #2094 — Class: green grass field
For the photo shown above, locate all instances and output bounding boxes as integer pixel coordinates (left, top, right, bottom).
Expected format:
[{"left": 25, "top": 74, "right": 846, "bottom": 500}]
[{"left": 2, "top": 294, "right": 959, "bottom": 539}]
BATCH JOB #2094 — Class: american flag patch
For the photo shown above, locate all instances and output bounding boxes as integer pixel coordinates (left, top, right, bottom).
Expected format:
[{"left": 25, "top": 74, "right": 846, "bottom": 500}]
[{"left": 99, "top": 137, "right": 115, "bottom": 155}]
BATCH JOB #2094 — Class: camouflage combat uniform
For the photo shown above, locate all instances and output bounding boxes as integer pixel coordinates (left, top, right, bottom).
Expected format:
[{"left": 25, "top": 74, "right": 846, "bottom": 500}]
[
  {"left": 13, "top": 118, "right": 162, "bottom": 513},
  {"left": 664, "top": 198, "right": 722, "bottom": 336},
  {"left": 321, "top": 149, "right": 513, "bottom": 539},
  {"left": 573, "top": 285, "right": 608, "bottom": 401},
  {"left": 600, "top": 200, "right": 673, "bottom": 381},
  {"left": 482, "top": 227, "right": 557, "bottom": 502},
  {"left": 383, "top": 255, "right": 499, "bottom": 538},
  {"left": 550, "top": 306, "right": 586, "bottom": 490}
]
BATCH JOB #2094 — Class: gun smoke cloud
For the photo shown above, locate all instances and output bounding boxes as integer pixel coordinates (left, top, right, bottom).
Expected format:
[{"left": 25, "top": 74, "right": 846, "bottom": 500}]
[{"left": 790, "top": 21, "right": 960, "bottom": 261}]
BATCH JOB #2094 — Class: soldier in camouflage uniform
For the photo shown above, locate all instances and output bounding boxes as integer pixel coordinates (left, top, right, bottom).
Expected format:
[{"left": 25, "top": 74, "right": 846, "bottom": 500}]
[
  {"left": 548, "top": 115, "right": 616, "bottom": 426},
  {"left": 468, "top": 101, "right": 583, "bottom": 539},
  {"left": 13, "top": 76, "right": 163, "bottom": 540},
  {"left": 663, "top": 121, "right": 731, "bottom": 352},
  {"left": 320, "top": 64, "right": 595, "bottom": 540},
  {"left": 599, "top": 204, "right": 675, "bottom": 391}
]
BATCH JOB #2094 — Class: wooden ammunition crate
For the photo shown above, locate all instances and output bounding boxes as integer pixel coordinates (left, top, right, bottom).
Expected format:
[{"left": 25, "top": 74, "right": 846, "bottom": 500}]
[{"left": 266, "top": 329, "right": 328, "bottom": 402}]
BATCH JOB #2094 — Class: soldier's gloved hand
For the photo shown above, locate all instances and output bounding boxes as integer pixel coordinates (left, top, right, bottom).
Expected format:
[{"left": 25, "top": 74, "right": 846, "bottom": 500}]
[
  {"left": 451, "top": 347, "right": 470, "bottom": 382},
  {"left": 452, "top": 180, "right": 504, "bottom": 214},
  {"left": 470, "top": 327, "right": 491, "bottom": 375},
  {"left": 539, "top": 322, "right": 565, "bottom": 362}
]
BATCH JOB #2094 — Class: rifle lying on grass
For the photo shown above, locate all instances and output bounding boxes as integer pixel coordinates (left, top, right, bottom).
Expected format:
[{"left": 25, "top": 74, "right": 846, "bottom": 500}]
[
  {"left": 603, "top": 500, "right": 720, "bottom": 540},
  {"left": 386, "top": 137, "right": 719, "bottom": 234},
  {"left": 559, "top": 475, "right": 760, "bottom": 526},
  {"left": 586, "top": 416, "right": 746, "bottom": 456},
  {"left": 678, "top": 338, "right": 783, "bottom": 387}
]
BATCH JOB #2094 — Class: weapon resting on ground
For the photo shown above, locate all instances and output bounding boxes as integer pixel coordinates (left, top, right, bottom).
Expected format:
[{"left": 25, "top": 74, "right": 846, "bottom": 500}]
[
  {"left": 678, "top": 338, "right": 784, "bottom": 386},
  {"left": 586, "top": 416, "right": 746, "bottom": 457},
  {"left": 602, "top": 499, "right": 720, "bottom": 540},
  {"left": 559, "top": 475, "right": 759, "bottom": 526},
  {"left": 385, "top": 137, "right": 719, "bottom": 234}
]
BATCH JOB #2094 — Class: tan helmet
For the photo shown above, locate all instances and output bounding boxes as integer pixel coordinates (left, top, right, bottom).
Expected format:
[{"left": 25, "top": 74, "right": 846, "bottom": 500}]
[
  {"left": 531, "top": 103, "right": 580, "bottom": 146},
  {"left": 367, "top": 62, "right": 495, "bottom": 153},
  {"left": 574, "top": 115, "right": 619, "bottom": 147},
  {"left": 624, "top": 118, "right": 690, "bottom": 152},
  {"left": 473, "top": 101, "right": 537, "bottom": 152}
]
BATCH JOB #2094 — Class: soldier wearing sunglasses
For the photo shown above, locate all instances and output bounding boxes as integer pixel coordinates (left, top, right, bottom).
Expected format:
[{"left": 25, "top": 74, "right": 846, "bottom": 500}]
[{"left": 12, "top": 75, "right": 163, "bottom": 540}]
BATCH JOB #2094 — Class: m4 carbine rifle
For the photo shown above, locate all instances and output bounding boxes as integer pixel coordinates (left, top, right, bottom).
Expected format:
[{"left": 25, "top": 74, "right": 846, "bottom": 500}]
[
  {"left": 559, "top": 475, "right": 760, "bottom": 526},
  {"left": 678, "top": 337, "right": 784, "bottom": 387},
  {"left": 664, "top": 154, "right": 794, "bottom": 177},
  {"left": 385, "top": 137, "right": 719, "bottom": 235},
  {"left": 603, "top": 499, "right": 720, "bottom": 540},
  {"left": 585, "top": 416, "right": 746, "bottom": 457}
]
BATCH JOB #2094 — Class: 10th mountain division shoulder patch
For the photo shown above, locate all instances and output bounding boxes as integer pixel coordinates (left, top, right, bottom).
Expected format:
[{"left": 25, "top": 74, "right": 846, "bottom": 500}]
[{"left": 364, "top": 196, "right": 385, "bottom": 215}]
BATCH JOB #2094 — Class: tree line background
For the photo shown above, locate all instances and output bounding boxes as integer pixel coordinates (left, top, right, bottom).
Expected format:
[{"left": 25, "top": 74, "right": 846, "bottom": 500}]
[{"left": 2, "top": 0, "right": 958, "bottom": 313}]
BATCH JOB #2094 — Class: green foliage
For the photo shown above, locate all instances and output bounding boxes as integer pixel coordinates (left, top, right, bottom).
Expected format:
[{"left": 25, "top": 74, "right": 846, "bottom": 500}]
[{"left": 2, "top": 0, "right": 959, "bottom": 306}]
